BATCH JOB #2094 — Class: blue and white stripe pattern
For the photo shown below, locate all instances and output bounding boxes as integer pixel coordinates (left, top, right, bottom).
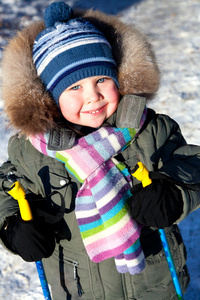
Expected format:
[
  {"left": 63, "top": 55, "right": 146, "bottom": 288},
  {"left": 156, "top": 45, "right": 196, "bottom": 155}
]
[{"left": 33, "top": 19, "right": 118, "bottom": 104}]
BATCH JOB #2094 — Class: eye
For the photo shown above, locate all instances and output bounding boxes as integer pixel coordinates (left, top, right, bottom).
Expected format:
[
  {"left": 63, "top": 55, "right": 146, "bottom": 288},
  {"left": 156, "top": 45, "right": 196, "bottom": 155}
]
[
  {"left": 97, "top": 78, "right": 107, "bottom": 83},
  {"left": 71, "top": 85, "right": 81, "bottom": 90}
]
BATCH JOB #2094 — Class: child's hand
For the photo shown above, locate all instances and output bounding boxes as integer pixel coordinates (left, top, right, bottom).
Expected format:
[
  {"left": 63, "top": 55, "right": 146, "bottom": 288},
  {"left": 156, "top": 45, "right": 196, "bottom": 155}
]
[
  {"left": 1, "top": 214, "right": 56, "bottom": 262},
  {"left": 129, "top": 177, "right": 183, "bottom": 228}
]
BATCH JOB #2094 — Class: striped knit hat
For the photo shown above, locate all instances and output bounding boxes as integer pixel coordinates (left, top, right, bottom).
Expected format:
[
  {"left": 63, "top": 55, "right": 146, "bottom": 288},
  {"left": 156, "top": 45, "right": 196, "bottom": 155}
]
[{"left": 32, "top": 1, "right": 118, "bottom": 105}]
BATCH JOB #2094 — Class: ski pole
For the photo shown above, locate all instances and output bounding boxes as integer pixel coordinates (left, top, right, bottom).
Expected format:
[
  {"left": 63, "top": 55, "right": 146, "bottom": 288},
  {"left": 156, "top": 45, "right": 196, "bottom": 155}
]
[
  {"left": 131, "top": 162, "right": 183, "bottom": 300},
  {"left": 7, "top": 181, "right": 52, "bottom": 300},
  {"left": 159, "top": 228, "right": 183, "bottom": 300}
]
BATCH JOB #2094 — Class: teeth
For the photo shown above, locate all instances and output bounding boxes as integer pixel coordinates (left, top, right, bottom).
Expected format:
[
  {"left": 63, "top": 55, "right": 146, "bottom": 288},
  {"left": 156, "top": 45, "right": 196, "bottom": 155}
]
[{"left": 90, "top": 109, "right": 100, "bottom": 114}]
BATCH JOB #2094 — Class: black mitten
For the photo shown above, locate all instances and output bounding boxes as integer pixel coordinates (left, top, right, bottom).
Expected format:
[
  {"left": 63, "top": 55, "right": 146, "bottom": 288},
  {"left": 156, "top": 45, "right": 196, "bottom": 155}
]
[
  {"left": 1, "top": 214, "right": 56, "bottom": 262},
  {"left": 129, "top": 177, "right": 183, "bottom": 228}
]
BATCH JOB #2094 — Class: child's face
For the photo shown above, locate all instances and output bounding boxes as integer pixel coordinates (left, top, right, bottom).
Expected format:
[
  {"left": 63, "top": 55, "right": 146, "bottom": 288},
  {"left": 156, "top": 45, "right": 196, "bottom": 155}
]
[{"left": 59, "top": 76, "right": 120, "bottom": 128}]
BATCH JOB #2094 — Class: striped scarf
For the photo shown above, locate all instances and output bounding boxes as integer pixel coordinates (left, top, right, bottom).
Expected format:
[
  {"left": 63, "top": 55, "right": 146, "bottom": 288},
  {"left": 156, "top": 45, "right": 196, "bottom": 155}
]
[{"left": 30, "top": 125, "right": 146, "bottom": 275}]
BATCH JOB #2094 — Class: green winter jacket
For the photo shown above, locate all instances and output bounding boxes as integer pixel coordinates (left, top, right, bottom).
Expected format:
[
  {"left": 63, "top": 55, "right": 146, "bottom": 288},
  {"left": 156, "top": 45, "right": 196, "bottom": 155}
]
[{"left": 1, "top": 103, "right": 200, "bottom": 299}]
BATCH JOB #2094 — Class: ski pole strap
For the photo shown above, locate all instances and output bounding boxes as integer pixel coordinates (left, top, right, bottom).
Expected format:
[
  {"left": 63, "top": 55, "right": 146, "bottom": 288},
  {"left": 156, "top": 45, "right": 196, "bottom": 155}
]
[{"left": 131, "top": 162, "right": 183, "bottom": 300}]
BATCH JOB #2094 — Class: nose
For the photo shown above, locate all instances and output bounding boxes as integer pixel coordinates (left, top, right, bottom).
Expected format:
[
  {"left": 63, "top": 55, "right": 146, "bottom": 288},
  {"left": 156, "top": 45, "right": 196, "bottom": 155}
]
[{"left": 84, "top": 86, "right": 101, "bottom": 104}]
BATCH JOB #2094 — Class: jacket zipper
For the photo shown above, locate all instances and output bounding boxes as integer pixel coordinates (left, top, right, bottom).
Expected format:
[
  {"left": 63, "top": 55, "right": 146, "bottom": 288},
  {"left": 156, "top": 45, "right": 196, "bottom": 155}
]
[{"left": 66, "top": 260, "right": 83, "bottom": 297}]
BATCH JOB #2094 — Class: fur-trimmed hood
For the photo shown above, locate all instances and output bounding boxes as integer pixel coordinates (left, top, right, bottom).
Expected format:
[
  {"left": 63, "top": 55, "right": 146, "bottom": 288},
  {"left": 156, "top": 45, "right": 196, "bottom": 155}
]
[{"left": 1, "top": 8, "right": 160, "bottom": 136}]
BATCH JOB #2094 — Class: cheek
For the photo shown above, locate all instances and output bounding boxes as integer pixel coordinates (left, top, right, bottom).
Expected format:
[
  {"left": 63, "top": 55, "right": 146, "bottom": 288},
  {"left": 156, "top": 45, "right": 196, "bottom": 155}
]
[
  {"left": 60, "top": 97, "right": 80, "bottom": 117},
  {"left": 105, "top": 88, "right": 119, "bottom": 119},
  {"left": 108, "top": 87, "right": 120, "bottom": 106}
]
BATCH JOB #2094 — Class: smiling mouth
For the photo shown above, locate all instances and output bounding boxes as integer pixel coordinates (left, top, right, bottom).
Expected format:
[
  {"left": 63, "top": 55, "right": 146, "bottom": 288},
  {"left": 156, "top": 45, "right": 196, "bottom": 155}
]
[{"left": 83, "top": 105, "right": 107, "bottom": 114}]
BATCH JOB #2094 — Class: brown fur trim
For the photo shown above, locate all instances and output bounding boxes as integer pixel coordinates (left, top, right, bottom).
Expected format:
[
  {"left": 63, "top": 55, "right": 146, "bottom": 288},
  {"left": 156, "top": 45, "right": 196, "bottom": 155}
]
[
  {"left": 1, "top": 22, "right": 61, "bottom": 136},
  {"left": 1, "top": 9, "right": 160, "bottom": 136}
]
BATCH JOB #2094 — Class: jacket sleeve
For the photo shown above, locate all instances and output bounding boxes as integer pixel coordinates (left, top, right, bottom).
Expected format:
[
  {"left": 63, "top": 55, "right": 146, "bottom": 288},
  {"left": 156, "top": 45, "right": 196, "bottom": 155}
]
[
  {"left": 159, "top": 144, "right": 200, "bottom": 223},
  {"left": 147, "top": 111, "right": 200, "bottom": 223}
]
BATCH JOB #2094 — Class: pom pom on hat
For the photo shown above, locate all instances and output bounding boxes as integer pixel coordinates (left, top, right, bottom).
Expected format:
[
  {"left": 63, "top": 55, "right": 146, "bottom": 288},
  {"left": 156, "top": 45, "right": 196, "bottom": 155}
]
[{"left": 44, "top": 1, "right": 72, "bottom": 27}]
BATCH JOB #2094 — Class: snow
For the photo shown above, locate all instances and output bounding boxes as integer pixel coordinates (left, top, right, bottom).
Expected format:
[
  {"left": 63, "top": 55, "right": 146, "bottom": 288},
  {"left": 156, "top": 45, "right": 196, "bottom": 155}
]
[{"left": 0, "top": 0, "right": 200, "bottom": 299}]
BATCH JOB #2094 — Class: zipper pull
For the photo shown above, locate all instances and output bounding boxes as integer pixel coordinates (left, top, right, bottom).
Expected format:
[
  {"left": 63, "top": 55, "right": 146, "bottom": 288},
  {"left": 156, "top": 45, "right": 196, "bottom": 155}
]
[{"left": 73, "top": 262, "right": 83, "bottom": 297}]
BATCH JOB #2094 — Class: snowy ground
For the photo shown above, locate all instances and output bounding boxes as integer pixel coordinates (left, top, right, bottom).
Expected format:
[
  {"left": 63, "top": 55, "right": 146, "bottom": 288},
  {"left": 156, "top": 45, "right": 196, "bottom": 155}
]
[{"left": 0, "top": 0, "right": 200, "bottom": 299}]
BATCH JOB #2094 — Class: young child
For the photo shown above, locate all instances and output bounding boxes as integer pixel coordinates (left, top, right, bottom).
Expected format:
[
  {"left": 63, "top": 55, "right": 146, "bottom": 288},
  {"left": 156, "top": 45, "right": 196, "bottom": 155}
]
[{"left": 0, "top": 2, "right": 200, "bottom": 299}]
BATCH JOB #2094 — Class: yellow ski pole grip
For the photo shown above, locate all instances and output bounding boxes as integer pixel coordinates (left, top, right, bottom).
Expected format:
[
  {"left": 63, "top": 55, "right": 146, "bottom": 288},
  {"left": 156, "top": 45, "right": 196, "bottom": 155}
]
[
  {"left": 7, "top": 181, "right": 33, "bottom": 221},
  {"left": 131, "top": 161, "right": 152, "bottom": 187}
]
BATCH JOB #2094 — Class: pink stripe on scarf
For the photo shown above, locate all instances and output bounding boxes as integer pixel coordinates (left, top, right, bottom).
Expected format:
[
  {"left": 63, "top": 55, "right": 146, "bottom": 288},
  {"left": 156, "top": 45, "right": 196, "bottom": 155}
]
[
  {"left": 85, "top": 220, "right": 141, "bottom": 262},
  {"left": 65, "top": 147, "right": 98, "bottom": 177},
  {"left": 39, "top": 134, "right": 48, "bottom": 155},
  {"left": 30, "top": 135, "right": 41, "bottom": 151}
]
